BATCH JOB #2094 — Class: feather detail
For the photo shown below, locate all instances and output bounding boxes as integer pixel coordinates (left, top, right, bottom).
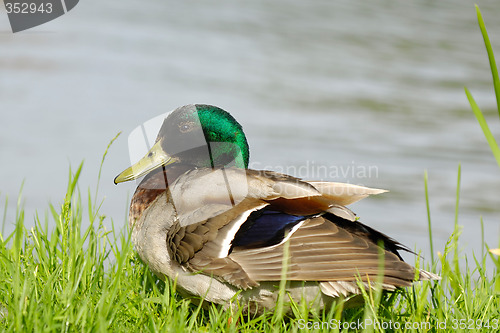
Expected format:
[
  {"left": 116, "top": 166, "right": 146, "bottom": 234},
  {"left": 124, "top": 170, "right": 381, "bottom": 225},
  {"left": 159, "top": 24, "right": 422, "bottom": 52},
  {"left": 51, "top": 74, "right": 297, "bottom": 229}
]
[
  {"left": 307, "top": 181, "right": 387, "bottom": 205},
  {"left": 161, "top": 168, "right": 428, "bottom": 293},
  {"left": 229, "top": 214, "right": 417, "bottom": 287},
  {"left": 230, "top": 210, "right": 310, "bottom": 250},
  {"left": 326, "top": 204, "right": 356, "bottom": 221},
  {"left": 188, "top": 256, "right": 259, "bottom": 289},
  {"left": 130, "top": 166, "right": 438, "bottom": 304},
  {"left": 215, "top": 203, "right": 269, "bottom": 258}
]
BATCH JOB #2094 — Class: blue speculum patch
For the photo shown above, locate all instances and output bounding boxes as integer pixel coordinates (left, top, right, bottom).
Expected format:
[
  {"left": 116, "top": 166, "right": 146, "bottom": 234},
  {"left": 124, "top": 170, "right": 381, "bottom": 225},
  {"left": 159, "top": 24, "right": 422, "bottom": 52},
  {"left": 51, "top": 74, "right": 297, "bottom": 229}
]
[{"left": 230, "top": 209, "right": 310, "bottom": 251}]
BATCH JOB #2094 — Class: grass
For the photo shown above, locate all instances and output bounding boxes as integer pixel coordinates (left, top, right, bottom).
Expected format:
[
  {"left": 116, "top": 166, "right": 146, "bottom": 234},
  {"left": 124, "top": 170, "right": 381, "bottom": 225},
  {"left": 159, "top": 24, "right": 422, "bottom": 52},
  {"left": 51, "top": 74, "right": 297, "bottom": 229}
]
[
  {"left": 0, "top": 153, "right": 498, "bottom": 332},
  {"left": 1, "top": 5, "right": 500, "bottom": 333},
  {"left": 465, "top": 6, "right": 500, "bottom": 169}
]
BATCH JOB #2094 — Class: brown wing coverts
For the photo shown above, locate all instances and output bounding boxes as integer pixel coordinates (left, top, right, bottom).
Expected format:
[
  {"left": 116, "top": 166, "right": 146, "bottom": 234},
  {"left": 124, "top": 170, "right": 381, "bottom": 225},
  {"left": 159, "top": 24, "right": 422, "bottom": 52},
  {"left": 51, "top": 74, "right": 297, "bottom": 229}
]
[
  {"left": 231, "top": 214, "right": 415, "bottom": 287},
  {"left": 163, "top": 168, "right": 415, "bottom": 291}
]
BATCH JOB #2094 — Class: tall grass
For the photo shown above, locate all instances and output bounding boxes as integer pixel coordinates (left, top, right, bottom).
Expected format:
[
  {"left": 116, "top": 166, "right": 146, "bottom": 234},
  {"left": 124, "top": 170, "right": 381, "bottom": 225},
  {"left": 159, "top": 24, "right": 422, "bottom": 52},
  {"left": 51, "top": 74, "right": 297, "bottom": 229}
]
[
  {"left": 1, "top": 5, "right": 499, "bottom": 333},
  {"left": 0, "top": 159, "right": 498, "bottom": 332},
  {"left": 465, "top": 6, "right": 500, "bottom": 169},
  {"left": 465, "top": 5, "right": 500, "bottom": 262}
]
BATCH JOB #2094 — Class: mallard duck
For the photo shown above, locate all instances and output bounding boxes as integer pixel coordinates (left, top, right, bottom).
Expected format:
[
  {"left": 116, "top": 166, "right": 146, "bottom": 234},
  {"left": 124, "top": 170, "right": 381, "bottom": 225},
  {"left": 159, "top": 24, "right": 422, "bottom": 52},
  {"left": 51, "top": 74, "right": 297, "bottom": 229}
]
[{"left": 115, "top": 104, "right": 438, "bottom": 313}]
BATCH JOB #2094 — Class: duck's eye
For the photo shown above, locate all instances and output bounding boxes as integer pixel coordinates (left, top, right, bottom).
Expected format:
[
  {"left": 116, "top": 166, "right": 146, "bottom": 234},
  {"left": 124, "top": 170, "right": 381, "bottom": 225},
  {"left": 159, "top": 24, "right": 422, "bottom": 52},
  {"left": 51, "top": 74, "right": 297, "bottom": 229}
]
[{"left": 179, "top": 122, "right": 194, "bottom": 133}]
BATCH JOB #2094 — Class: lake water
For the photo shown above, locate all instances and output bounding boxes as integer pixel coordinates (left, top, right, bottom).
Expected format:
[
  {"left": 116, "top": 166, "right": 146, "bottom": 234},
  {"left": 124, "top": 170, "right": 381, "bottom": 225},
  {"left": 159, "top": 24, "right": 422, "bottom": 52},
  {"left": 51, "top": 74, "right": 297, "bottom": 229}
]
[{"left": 1, "top": 0, "right": 499, "bottom": 265}]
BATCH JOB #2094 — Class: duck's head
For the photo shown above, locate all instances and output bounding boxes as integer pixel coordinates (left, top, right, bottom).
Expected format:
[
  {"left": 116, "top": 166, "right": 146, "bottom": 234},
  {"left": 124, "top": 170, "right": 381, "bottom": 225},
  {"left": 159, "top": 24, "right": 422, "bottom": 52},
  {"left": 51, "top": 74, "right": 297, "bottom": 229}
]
[{"left": 114, "top": 104, "right": 249, "bottom": 184}]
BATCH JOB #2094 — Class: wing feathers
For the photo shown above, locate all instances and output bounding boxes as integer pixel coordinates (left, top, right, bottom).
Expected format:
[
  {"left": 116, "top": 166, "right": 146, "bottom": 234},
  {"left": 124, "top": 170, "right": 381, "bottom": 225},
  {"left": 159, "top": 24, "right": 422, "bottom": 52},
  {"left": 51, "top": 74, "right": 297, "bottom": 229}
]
[
  {"left": 307, "top": 181, "right": 387, "bottom": 205},
  {"left": 162, "top": 168, "right": 431, "bottom": 296},
  {"left": 188, "top": 256, "right": 259, "bottom": 289},
  {"left": 229, "top": 216, "right": 417, "bottom": 288}
]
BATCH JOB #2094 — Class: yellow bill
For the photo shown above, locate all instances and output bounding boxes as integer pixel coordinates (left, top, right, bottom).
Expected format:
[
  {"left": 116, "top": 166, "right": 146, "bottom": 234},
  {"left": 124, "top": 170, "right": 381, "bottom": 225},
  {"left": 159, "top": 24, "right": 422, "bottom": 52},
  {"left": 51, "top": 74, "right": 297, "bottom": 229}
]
[{"left": 114, "top": 140, "right": 176, "bottom": 184}]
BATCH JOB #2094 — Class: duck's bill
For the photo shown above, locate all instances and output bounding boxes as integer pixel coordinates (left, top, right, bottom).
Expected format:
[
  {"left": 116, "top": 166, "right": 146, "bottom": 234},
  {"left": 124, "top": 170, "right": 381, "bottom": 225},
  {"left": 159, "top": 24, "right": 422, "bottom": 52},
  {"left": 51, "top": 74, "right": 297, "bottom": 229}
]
[{"left": 114, "top": 140, "right": 176, "bottom": 184}]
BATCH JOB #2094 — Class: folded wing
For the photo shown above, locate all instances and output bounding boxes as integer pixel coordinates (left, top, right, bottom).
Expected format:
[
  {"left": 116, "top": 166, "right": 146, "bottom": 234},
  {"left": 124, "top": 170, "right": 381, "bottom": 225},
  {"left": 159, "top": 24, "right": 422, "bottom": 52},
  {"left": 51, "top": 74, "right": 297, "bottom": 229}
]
[{"left": 166, "top": 168, "right": 428, "bottom": 296}]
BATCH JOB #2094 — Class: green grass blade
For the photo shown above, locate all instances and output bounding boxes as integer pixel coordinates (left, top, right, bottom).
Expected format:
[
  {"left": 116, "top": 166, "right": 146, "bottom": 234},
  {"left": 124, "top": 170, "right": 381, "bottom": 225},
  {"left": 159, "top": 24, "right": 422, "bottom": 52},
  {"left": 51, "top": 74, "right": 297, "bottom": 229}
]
[
  {"left": 476, "top": 5, "right": 500, "bottom": 118},
  {"left": 453, "top": 164, "right": 461, "bottom": 274},
  {"left": 424, "top": 170, "right": 434, "bottom": 262},
  {"left": 465, "top": 6, "right": 500, "bottom": 169},
  {"left": 94, "top": 132, "right": 121, "bottom": 209},
  {"left": 454, "top": 164, "right": 461, "bottom": 231},
  {"left": 1, "top": 194, "right": 7, "bottom": 239},
  {"left": 465, "top": 87, "right": 500, "bottom": 168}
]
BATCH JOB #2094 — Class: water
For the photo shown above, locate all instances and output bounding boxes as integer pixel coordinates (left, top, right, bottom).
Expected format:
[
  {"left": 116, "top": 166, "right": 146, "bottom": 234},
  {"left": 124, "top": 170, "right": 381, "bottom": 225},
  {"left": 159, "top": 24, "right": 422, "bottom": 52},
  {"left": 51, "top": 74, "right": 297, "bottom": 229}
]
[{"left": 1, "top": 0, "right": 499, "bottom": 265}]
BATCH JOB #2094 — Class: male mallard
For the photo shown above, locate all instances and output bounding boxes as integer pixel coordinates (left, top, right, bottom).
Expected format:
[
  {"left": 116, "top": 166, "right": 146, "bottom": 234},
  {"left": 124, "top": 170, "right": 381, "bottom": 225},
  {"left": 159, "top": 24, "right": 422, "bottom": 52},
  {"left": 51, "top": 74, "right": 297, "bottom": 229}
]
[{"left": 115, "top": 104, "right": 438, "bottom": 313}]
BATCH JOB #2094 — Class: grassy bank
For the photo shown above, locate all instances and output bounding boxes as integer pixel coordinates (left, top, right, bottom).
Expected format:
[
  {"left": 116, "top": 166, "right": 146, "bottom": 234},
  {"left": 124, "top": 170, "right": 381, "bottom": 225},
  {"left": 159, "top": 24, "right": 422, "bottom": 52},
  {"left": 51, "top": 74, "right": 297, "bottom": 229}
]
[
  {"left": 1, "top": 5, "right": 500, "bottom": 333},
  {"left": 0, "top": 162, "right": 498, "bottom": 332}
]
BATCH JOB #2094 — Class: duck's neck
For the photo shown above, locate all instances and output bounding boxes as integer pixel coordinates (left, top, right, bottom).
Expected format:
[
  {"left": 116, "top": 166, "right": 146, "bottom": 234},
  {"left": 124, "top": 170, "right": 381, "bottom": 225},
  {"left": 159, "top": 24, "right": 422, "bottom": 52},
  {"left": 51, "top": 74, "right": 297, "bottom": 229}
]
[{"left": 129, "top": 165, "right": 192, "bottom": 229}]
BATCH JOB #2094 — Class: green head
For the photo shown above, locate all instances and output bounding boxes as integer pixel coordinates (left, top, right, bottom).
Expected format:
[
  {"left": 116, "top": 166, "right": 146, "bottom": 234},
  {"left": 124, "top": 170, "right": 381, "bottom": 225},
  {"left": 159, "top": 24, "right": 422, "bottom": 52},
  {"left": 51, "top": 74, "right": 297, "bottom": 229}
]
[{"left": 114, "top": 104, "right": 249, "bottom": 183}]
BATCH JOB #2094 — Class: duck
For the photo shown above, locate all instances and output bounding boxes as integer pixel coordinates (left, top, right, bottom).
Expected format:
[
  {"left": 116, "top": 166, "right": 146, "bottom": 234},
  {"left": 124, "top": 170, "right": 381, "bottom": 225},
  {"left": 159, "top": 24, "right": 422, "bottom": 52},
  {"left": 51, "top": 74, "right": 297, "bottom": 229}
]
[{"left": 114, "top": 104, "right": 439, "bottom": 314}]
